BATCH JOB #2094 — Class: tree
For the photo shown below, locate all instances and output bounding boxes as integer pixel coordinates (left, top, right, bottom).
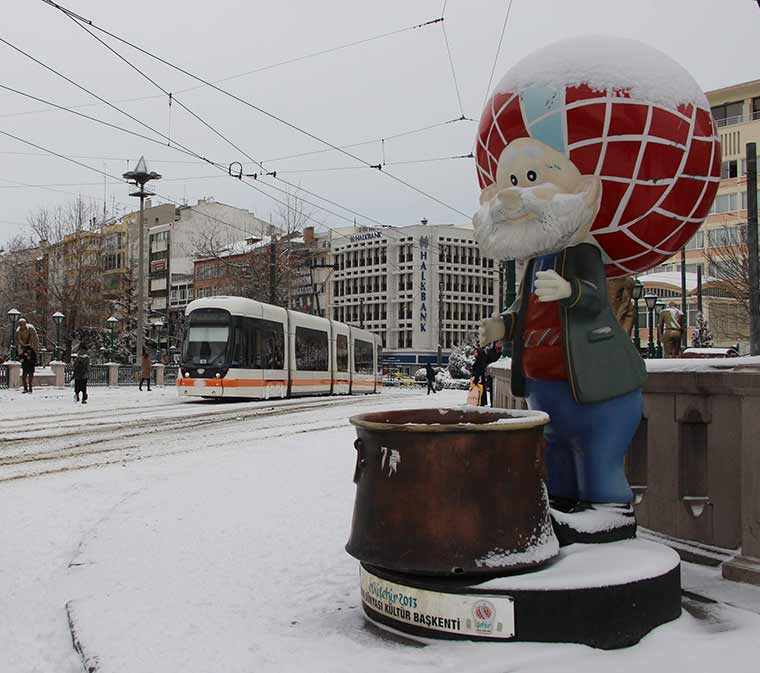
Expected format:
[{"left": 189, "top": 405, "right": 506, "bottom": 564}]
[
  {"left": 691, "top": 313, "right": 714, "bottom": 348},
  {"left": 705, "top": 224, "right": 751, "bottom": 318},
  {"left": 447, "top": 337, "right": 477, "bottom": 379}
]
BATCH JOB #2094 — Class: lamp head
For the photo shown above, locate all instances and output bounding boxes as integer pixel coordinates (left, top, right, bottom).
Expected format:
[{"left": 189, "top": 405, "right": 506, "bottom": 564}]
[{"left": 644, "top": 293, "right": 658, "bottom": 311}]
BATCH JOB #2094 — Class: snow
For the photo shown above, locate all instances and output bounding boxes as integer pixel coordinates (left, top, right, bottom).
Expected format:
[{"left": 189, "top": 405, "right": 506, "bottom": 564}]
[
  {"left": 1, "top": 387, "right": 760, "bottom": 672},
  {"left": 494, "top": 36, "right": 708, "bottom": 112},
  {"left": 488, "top": 355, "right": 760, "bottom": 374},
  {"left": 478, "top": 539, "right": 678, "bottom": 591}
]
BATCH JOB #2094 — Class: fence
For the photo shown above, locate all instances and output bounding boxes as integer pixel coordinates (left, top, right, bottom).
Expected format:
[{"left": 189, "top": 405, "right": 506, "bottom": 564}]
[
  {"left": 117, "top": 365, "right": 158, "bottom": 386},
  {"left": 64, "top": 364, "right": 111, "bottom": 386},
  {"left": 0, "top": 364, "right": 7, "bottom": 390}
]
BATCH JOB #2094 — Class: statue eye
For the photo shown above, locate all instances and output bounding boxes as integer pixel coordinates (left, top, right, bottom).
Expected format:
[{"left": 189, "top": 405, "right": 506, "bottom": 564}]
[
  {"left": 527, "top": 170, "right": 537, "bottom": 182},
  {"left": 510, "top": 174, "right": 518, "bottom": 186}
]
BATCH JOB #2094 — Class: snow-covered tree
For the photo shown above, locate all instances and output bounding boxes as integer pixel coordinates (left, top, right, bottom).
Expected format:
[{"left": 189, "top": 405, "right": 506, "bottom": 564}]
[
  {"left": 447, "top": 337, "right": 477, "bottom": 379},
  {"left": 691, "top": 313, "right": 714, "bottom": 348}
]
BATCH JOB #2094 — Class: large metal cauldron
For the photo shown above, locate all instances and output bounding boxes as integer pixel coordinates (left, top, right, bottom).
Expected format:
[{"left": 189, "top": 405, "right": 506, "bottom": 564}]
[{"left": 346, "top": 407, "right": 558, "bottom": 576}]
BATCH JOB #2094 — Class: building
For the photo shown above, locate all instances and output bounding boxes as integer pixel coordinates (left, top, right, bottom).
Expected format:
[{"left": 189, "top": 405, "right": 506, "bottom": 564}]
[
  {"left": 326, "top": 223, "right": 498, "bottom": 374},
  {"left": 147, "top": 198, "right": 271, "bottom": 316},
  {"left": 648, "top": 78, "right": 760, "bottom": 347}
]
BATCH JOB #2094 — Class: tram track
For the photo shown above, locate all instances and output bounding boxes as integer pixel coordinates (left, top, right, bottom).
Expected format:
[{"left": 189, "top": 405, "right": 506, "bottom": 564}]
[{"left": 0, "top": 394, "right": 380, "bottom": 482}]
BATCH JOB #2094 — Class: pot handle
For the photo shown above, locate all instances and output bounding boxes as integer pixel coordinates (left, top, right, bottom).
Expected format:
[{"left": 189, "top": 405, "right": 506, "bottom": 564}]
[{"left": 353, "top": 438, "right": 367, "bottom": 483}]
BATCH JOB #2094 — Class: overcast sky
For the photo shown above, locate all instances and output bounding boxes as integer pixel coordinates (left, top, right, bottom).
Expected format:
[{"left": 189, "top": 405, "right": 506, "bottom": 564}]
[{"left": 1, "top": 0, "right": 757, "bottom": 244}]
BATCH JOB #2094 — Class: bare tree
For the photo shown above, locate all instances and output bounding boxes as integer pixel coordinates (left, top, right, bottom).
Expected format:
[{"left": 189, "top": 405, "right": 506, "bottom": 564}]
[{"left": 705, "top": 223, "right": 751, "bottom": 317}]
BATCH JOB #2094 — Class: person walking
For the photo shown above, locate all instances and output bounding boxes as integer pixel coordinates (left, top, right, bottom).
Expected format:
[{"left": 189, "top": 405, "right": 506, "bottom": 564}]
[
  {"left": 139, "top": 350, "right": 152, "bottom": 391},
  {"left": 424, "top": 362, "right": 437, "bottom": 395},
  {"left": 73, "top": 344, "right": 90, "bottom": 404},
  {"left": 471, "top": 347, "right": 488, "bottom": 405},
  {"left": 20, "top": 346, "right": 37, "bottom": 393}
]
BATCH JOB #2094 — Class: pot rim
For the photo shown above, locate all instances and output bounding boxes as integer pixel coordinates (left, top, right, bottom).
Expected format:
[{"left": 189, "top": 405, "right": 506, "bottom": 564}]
[{"left": 349, "top": 406, "right": 549, "bottom": 433}]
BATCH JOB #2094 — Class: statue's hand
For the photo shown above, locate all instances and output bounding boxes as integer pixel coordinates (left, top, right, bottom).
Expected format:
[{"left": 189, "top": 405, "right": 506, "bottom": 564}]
[
  {"left": 535, "top": 270, "right": 572, "bottom": 302},
  {"left": 479, "top": 313, "right": 506, "bottom": 345}
]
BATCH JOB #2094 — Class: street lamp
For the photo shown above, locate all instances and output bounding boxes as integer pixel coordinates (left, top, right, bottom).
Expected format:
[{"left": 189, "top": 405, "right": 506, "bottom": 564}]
[
  {"left": 106, "top": 315, "right": 118, "bottom": 362},
  {"left": 632, "top": 278, "right": 643, "bottom": 353},
  {"left": 7, "top": 308, "right": 20, "bottom": 360},
  {"left": 655, "top": 301, "right": 666, "bottom": 358},
  {"left": 123, "top": 156, "right": 162, "bottom": 368},
  {"left": 52, "top": 311, "right": 65, "bottom": 361},
  {"left": 151, "top": 319, "right": 164, "bottom": 362},
  {"left": 169, "top": 344, "right": 178, "bottom": 364},
  {"left": 644, "top": 293, "right": 658, "bottom": 359}
]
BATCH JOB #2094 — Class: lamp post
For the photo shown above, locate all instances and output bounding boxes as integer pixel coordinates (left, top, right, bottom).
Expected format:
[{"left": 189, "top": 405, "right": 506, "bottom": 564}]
[
  {"left": 644, "top": 293, "right": 657, "bottom": 359},
  {"left": 655, "top": 301, "right": 666, "bottom": 358},
  {"left": 52, "top": 311, "right": 64, "bottom": 361},
  {"left": 7, "top": 308, "right": 20, "bottom": 360},
  {"left": 152, "top": 319, "right": 164, "bottom": 362},
  {"left": 123, "top": 156, "right": 162, "bottom": 368},
  {"left": 632, "top": 278, "right": 643, "bottom": 353},
  {"left": 169, "top": 344, "right": 178, "bottom": 364},
  {"left": 106, "top": 315, "right": 118, "bottom": 362}
]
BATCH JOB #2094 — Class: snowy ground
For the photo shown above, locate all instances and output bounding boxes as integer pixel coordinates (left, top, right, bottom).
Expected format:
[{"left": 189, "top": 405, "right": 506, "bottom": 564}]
[{"left": 1, "top": 386, "right": 759, "bottom": 672}]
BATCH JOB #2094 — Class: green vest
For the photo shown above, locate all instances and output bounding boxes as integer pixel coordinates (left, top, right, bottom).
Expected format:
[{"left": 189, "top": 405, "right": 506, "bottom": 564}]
[{"left": 501, "top": 243, "right": 647, "bottom": 404}]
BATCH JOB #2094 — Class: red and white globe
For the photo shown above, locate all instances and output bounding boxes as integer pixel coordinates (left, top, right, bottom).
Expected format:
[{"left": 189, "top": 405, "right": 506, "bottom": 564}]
[{"left": 475, "top": 36, "right": 720, "bottom": 277}]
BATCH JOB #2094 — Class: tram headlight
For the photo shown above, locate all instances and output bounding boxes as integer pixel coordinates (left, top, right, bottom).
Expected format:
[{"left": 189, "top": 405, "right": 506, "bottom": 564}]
[
  {"left": 216, "top": 372, "right": 221, "bottom": 378},
  {"left": 184, "top": 371, "right": 190, "bottom": 378}
]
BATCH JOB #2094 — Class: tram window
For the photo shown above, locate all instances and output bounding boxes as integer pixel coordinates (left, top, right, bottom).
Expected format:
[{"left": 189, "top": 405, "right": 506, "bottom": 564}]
[
  {"left": 236, "top": 318, "right": 284, "bottom": 369},
  {"left": 354, "top": 339, "right": 374, "bottom": 374},
  {"left": 336, "top": 334, "right": 349, "bottom": 372},
  {"left": 295, "top": 327, "right": 328, "bottom": 371},
  {"left": 184, "top": 325, "right": 229, "bottom": 365}
]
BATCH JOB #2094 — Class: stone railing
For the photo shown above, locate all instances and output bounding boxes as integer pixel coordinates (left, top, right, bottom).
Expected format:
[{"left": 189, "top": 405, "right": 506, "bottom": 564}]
[
  {"left": 1, "top": 362, "right": 170, "bottom": 388},
  {"left": 489, "top": 357, "right": 760, "bottom": 587}
]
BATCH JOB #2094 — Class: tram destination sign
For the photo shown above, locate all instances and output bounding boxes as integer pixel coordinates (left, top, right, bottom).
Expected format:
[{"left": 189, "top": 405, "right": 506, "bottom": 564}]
[{"left": 359, "top": 566, "right": 515, "bottom": 639}]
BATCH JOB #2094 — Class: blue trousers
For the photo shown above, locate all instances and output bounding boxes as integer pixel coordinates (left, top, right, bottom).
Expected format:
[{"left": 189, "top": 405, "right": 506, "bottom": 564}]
[{"left": 525, "top": 379, "right": 642, "bottom": 504}]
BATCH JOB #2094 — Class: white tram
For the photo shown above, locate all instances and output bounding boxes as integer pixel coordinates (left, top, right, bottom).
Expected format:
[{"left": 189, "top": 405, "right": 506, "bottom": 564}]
[{"left": 177, "top": 297, "right": 383, "bottom": 399}]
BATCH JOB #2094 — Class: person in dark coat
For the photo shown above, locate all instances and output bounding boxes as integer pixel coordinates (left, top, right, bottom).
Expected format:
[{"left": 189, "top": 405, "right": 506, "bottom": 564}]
[
  {"left": 73, "top": 345, "right": 90, "bottom": 404},
  {"left": 471, "top": 347, "right": 488, "bottom": 405},
  {"left": 20, "top": 346, "right": 37, "bottom": 393},
  {"left": 424, "top": 363, "right": 437, "bottom": 395},
  {"left": 139, "top": 351, "right": 152, "bottom": 391}
]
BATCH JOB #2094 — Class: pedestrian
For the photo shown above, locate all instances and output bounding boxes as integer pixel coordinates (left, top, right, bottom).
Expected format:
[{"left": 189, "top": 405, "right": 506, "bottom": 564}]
[
  {"left": 471, "top": 347, "right": 488, "bottom": 405},
  {"left": 424, "top": 362, "right": 437, "bottom": 395},
  {"left": 20, "top": 346, "right": 37, "bottom": 393},
  {"left": 73, "top": 344, "right": 90, "bottom": 404},
  {"left": 139, "top": 350, "right": 152, "bottom": 391}
]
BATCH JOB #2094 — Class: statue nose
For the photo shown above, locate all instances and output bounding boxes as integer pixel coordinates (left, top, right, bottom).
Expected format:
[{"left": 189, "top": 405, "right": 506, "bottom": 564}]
[{"left": 497, "top": 187, "right": 523, "bottom": 211}]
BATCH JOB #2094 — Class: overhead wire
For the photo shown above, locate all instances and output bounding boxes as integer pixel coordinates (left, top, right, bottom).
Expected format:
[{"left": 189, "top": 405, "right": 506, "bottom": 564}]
[
  {"left": 440, "top": 21, "right": 465, "bottom": 119},
  {"left": 41, "top": 0, "right": 472, "bottom": 219},
  {"left": 481, "top": 0, "right": 515, "bottom": 109}
]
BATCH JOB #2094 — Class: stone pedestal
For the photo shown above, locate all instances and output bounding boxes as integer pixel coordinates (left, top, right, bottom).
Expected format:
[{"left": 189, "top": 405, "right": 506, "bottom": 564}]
[
  {"left": 49, "top": 361, "right": 66, "bottom": 387},
  {"left": 6, "top": 361, "right": 20, "bottom": 388},
  {"left": 153, "top": 363, "right": 165, "bottom": 386},
  {"left": 106, "top": 363, "right": 119, "bottom": 386}
]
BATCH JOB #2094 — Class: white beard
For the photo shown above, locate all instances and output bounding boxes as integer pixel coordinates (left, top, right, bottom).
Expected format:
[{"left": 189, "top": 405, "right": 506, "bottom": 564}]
[{"left": 473, "top": 188, "right": 596, "bottom": 261}]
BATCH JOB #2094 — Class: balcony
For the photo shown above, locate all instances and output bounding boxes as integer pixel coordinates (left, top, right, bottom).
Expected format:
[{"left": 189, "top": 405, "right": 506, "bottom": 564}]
[{"left": 714, "top": 110, "right": 760, "bottom": 128}]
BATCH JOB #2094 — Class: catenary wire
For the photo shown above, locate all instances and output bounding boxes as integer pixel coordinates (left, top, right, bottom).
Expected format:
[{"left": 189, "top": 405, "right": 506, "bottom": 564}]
[
  {"left": 41, "top": 0, "right": 472, "bottom": 219},
  {"left": 440, "top": 20, "right": 465, "bottom": 118},
  {"left": 481, "top": 0, "right": 515, "bottom": 110}
]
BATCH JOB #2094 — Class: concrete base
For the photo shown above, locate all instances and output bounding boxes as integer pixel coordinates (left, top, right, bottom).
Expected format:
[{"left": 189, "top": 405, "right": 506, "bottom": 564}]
[
  {"left": 360, "top": 538, "right": 681, "bottom": 650},
  {"left": 722, "top": 555, "right": 760, "bottom": 586}
]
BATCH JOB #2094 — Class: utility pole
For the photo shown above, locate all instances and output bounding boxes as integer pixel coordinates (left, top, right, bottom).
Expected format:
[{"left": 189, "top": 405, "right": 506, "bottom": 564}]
[
  {"left": 438, "top": 248, "right": 444, "bottom": 365},
  {"left": 747, "top": 142, "right": 760, "bottom": 355},
  {"left": 269, "top": 223, "right": 276, "bottom": 305},
  {"left": 123, "top": 157, "right": 161, "bottom": 365},
  {"left": 359, "top": 297, "right": 365, "bottom": 329},
  {"left": 680, "top": 246, "right": 688, "bottom": 350}
]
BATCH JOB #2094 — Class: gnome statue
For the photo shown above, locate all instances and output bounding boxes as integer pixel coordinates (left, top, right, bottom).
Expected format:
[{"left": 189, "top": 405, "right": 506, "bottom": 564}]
[{"left": 474, "top": 36, "right": 720, "bottom": 544}]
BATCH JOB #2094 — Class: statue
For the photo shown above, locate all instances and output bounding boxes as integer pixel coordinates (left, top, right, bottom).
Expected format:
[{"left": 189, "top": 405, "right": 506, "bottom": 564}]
[
  {"left": 658, "top": 301, "right": 685, "bottom": 357},
  {"left": 607, "top": 277, "right": 636, "bottom": 335},
  {"left": 475, "top": 35, "right": 719, "bottom": 543}
]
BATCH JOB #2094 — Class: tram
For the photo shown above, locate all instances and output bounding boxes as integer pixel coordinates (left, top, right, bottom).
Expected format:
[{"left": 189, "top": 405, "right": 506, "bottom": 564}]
[{"left": 176, "top": 296, "right": 383, "bottom": 399}]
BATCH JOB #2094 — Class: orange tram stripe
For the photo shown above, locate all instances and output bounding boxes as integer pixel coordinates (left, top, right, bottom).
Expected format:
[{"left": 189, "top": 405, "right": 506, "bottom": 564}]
[{"left": 177, "top": 378, "right": 379, "bottom": 388}]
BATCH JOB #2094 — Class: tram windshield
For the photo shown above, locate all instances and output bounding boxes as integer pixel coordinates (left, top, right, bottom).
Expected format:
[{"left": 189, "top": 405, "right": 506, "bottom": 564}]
[{"left": 183, "top": 309, "right": 230, "bottom": 365}]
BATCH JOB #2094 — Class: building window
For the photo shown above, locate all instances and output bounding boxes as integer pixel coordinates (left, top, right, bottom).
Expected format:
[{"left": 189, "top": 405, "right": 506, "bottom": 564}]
[
  {"left": 711, "top": 101, "right": 744, "bottom": 127},
  {"left": 336, "top": 334, "right": 349, "bottom": 372},
  {"left": 708, "top": 226, "right": 740, "bottom": 248},
  {"left": 684, "top": 231, "right": 704, "bottom": 250},
  {"left": 721, "top": 160, "right": 738, "bottom": 179}
]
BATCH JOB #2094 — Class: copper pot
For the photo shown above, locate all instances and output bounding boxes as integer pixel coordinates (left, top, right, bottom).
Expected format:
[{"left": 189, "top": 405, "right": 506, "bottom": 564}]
[{"left": 346, "top": 407, "right": 558, "bottom": 576}]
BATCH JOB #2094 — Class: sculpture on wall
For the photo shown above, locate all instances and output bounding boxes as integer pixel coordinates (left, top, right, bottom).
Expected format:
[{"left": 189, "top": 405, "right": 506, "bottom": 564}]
[
  {"left": 607, "top": 277, "right": 636, "bottom": 336},
  {"left": 475, "top": 36, "right": 719, "bottom": 542}
]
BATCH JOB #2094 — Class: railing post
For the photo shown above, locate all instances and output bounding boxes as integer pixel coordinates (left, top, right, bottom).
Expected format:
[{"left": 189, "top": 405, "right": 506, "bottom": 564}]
[
  {"left": 107, "top": 363, "right": 119, "bottom": 386},
  {"left": 153, "top": 363, "right": 165, "bottom": 386},
  {"left": 49, "top": 361, "right": 65, "bottom": 387},
  {"left": 7, "top": 361, "right": 21, "bottom": 389}
]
